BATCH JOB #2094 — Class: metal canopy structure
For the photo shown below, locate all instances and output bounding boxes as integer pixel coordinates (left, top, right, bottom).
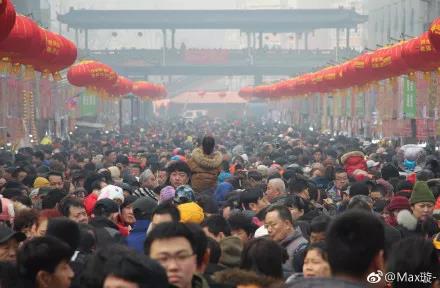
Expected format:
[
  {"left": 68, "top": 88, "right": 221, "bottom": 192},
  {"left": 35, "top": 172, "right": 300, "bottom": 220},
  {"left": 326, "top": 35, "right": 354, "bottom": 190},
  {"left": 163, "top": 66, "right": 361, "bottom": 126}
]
[{"left": 58, "top": 8, "right": 367, "bottom": 32}]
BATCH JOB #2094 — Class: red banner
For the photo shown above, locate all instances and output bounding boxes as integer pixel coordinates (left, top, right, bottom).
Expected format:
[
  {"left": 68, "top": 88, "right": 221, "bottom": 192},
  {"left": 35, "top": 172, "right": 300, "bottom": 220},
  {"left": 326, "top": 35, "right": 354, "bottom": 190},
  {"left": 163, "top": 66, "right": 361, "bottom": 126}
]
[
  {"left": 401, "top": 119, "right": 412, "bottom": 137},
  {"left": 415, "top": 119, "right": 436, "bottom": 139},
  {"left": 382, "top": 119, "right": 416, "bottom": 137}
]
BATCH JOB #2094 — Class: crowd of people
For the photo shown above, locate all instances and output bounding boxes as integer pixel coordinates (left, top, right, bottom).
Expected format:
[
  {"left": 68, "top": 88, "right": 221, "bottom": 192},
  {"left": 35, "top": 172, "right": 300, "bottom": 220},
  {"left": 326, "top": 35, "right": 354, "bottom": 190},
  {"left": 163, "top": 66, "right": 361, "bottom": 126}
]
[{"left": 0, "top": 117, "right": 439, "bottom": 288}]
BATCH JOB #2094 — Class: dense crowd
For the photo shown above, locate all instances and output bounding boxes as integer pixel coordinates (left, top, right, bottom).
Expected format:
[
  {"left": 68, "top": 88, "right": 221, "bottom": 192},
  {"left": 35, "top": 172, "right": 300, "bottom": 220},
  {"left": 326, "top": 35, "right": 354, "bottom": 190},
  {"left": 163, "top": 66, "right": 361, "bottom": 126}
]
[{"left": 0, "top": 118, "right": 439, "bottom": 288}]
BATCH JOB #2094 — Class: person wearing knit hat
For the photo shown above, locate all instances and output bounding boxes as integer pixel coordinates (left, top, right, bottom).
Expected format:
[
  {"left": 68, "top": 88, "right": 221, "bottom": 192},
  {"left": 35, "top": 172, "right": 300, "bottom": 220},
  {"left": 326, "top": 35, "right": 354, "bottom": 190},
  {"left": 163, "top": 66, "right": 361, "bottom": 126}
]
[
  {"left": 33, "top": 177, "right": 49, "bottom": 189},
  {"left": 98, "top": 185, "right": 125, "bottom": 205},
  {"left": 388, "top": 196, "right": 411, "bottom": 212},
  {"left": 159, "top": 186, "right": 176, "bottom": 203},
  {"left": 410, "top": 181, "right": 435, "bottom": 221},
  {"left": 177, "top": 202, "right": 204, "bottom": 224},
  {"left": 219, "top": 236, "right": 243, "bottom": 268},
  {"left": 385, "top": 196, "right": 411, "bottom": 227}
]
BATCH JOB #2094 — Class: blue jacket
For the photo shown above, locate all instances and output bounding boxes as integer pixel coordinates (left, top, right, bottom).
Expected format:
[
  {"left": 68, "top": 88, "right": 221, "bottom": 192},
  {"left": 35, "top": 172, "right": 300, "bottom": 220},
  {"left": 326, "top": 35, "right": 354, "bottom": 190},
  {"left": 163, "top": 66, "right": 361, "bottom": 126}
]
[
  {"left": 214, "top": 182, "right": 233, "bottom": 203},
  {"left": 126, "top": 220, "right": 150, "bottom": 253}
]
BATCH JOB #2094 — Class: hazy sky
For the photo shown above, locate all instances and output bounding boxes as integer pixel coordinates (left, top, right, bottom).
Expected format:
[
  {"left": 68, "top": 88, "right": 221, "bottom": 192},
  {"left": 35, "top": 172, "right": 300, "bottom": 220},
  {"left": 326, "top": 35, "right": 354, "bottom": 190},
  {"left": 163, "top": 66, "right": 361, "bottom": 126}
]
[{"left": 50, "top": 0, "right": 364, "bottom": 51}]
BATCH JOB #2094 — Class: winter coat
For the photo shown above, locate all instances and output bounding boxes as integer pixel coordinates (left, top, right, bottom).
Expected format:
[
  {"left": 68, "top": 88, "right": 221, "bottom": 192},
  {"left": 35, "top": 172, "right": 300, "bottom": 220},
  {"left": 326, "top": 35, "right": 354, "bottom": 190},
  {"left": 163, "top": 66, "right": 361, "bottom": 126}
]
[
  {"left": 326, "top": 184, "right": 343, "bottom": 203},
  {"left": 70, "top": 251, "right": 91, "bottom": 288},
  {"left": 126, "top": 220, "right": 150, "bottom": 253},
  {"left": 84, "top": 193, "right": 98, "bottom": 216},
  {"left": 89, "top": 216, "right": 125, "bottom": 248},
  {"left": 192, "top": 273, "right": 210, "bottom": 288},
  {"left": 395, "top": 209, "right": 421, "bottom": 238},
  {"left": 286, "top": 277, "right": 364, "bottom": 288},
  {"left": 279, "top": 229, "right": 308, "bottom": 277},
  {"left": 343, "top": 155, "right": 367, "bottom": 176},
  {"left": 188, "top": 148, "right": 223, "bottom": 193}
]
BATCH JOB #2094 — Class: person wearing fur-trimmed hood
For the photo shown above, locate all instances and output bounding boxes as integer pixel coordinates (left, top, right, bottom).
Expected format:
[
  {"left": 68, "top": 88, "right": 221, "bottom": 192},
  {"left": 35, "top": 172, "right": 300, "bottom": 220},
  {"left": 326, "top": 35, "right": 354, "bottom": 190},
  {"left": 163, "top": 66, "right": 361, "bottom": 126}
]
[
  {"left": 187, "top": 136, "right": 223, "bottom": 193},
  {"left": 394, "top": 181, "right": 438, "bottom": 238}
]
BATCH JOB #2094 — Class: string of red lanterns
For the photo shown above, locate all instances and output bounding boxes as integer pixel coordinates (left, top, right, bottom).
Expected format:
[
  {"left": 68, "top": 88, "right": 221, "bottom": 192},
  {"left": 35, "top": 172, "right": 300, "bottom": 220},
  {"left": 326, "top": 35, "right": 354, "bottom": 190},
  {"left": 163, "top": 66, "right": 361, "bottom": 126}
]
[
  {"left": 240, "top": 17, "right": 440, "bottom": 100},
  {"left": 132, "top": 81, "right": 167, "bottom": 100},
  {"left": 67, "top": 61, "right": 167, "bottom": 100},
  {"left": 0, "top": 1, "right": 77, "bottom": 80}
]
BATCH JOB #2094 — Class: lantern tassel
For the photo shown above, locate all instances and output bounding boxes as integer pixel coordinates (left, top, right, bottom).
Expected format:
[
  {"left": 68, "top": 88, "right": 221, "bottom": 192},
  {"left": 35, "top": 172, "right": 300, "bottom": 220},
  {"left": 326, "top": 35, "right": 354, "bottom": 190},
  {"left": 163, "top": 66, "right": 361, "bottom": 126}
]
[{"left": 52, "top": 72, "right": 62, "bottom": 82}]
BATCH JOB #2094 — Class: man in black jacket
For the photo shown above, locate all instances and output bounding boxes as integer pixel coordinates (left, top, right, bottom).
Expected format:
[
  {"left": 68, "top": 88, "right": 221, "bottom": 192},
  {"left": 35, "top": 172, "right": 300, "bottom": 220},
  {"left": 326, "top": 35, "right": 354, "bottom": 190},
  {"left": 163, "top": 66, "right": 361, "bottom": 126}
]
[{"left": 89, "top": 199, "right": 125, "bottom": 248}]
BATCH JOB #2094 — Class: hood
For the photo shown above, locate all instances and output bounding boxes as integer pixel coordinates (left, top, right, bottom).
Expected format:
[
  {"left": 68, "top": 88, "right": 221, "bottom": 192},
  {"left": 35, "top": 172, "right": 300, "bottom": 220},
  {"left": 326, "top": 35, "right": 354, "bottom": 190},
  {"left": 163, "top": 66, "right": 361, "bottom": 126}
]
[
  {"left": 397, "top": 209, "right": 418, "bottom": 231},
  {"left": 341, "top": 151, "right": 365, "bottom": 165},
  {"left": 191, "top": 147, "right": 222, "bottom": 169}
]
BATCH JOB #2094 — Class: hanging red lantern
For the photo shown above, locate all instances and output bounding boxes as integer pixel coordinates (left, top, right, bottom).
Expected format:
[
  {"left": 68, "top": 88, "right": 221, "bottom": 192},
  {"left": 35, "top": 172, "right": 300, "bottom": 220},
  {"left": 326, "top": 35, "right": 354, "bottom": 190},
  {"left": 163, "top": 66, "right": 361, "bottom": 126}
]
[
  {"left": 34, "top": 30, "right": 77, "bottom": 78},
  {"left": 89, "top": 62, "right": 117, "bottom": 89},
  {"left": 0, "top": 15, "right": 40, "bottom": 65},
  {"left": 341, "top": 53, "right": 376, "bottom": 87},
  {"left": 370, "top": 43, "right": 409, "bottom": 80},
  {"left": 271, "top": 80, "right": 291, "bottom": 98},
  {"left": 322, "top": 65, "right": 345, "bottom": 90},
  {"left": 402, "top": 32, "right": 440, "bottom": 72},
  {"left": 67, "top": 61, "right": 97, "bottom": 87},
  {"left": 132, "top": 81, "right": 155, "bottom": 99},
  {"left": 49, "top": 35, "right": 77, "bottom": 74},
  {"left": 253, "top": 85, "right": 273, "bottom": 99},
  {"left": 0, "top": 0, "right": 16, "bottom": 43},
  {"left": 285, "top": 78, "right": 300, "bottom": 96},
  {"left": 238, "top": 86, "right": 254, "bottom": 98},
  {"left": 295, "top": 74, "right": 314, "bottom": 95},
  {"left": 0, "top": 0, "right": 6, "bottom": 12},
  {"left": 106, "top": 76, "right": 133, "bottom": 97},
  {"left": 428, "top": 17, "right": 440, "bottom": 52},
  {"left": 13, "top": 26, "right": 45, "bottom": 79}
]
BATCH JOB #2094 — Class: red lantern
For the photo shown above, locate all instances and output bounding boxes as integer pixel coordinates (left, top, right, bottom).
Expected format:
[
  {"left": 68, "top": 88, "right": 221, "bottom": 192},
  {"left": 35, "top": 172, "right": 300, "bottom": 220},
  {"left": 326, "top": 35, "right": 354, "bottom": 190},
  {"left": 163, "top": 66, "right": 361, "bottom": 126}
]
[
  {"left": 402, "top": 32, "right": 440, "bottom": 72},
  {"left": 49, "top": 35, "right": 77, "bottom": 73},
  {"left": 295, "top": 74, "right": 314, "bottom": 95},
  {"left": 89, "top": 62, "right": 117, "bottom": 88},
  {"left": 132, "top": 81, "right": 155, "bottom": 99},
  {"left": 321, "top": 65, "right": 345, "bottom": 91},
  {"left": 106, "top": 76, "right": 133, "bottom": 96},
  {"left": 0, "top": 0, "right": 16, "bottom": 43},
  {"left": 238, "top": 86, "right": 254, "bottom": 98},
  {"left": 341, "top": 53, "right": 376, "bottom": 86},
  {"left": 253, "top": 85, "right": 273, "bottom": 99},
  {"left": 34, "top": 30, "right": 77, "bottom": 76},
  {"left": 14, "top": 26, "right": 45, "bottom": 69},
  {"left": 370, "top": 43, "right": 409, "bottom": 80},
  {"left": 0, "top": 0, "right": 6, "bottom": 12},
  {"left": 271, "top": 80, "right": 291, "bottom": 98},
  {"left": 429, "top": 17, "right": 440, "bottom": 52},
  {"left": 0, "top": 15, "right": 39, "bottom": 63},
  {"left": 67, "top": 61, "right": 97, "bottom": 87}
]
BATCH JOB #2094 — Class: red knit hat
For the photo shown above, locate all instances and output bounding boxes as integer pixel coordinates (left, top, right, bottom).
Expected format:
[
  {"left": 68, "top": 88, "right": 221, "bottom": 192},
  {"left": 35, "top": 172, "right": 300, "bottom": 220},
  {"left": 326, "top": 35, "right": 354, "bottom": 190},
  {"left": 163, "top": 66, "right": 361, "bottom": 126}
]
[{"left": 387, "top": 196, "right": 411, "bottom": 212}]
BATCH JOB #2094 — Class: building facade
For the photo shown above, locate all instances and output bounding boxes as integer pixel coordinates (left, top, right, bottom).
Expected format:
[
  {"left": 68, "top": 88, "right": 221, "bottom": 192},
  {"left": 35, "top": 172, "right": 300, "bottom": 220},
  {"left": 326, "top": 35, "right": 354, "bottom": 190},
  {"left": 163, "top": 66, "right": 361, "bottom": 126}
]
[{"left": 365, "top": 0, "right": 440, "bottom": 50}]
